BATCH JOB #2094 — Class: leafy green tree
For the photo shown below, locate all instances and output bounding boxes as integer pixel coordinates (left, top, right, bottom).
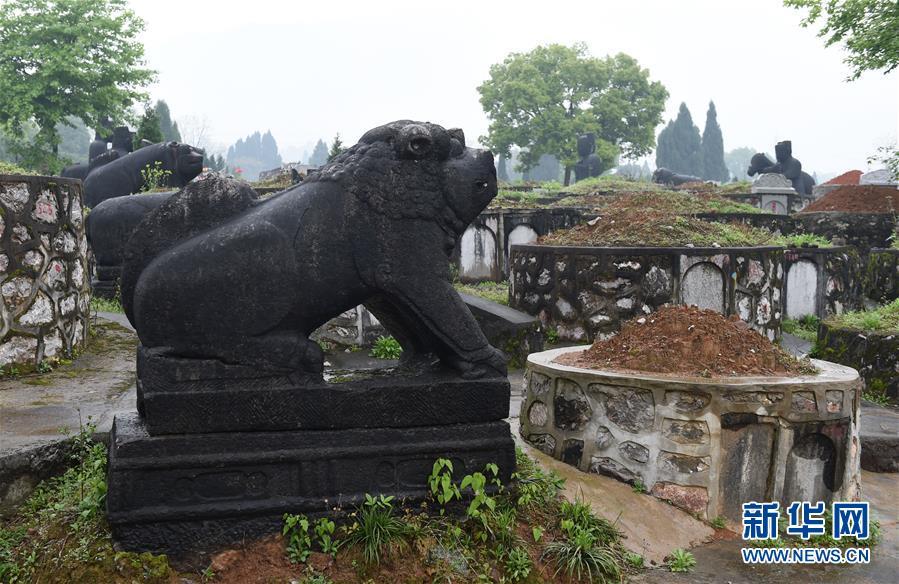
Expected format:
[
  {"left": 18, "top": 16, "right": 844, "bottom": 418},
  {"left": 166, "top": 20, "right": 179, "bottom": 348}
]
[
  {"left": 156, "top": 100, "right": 181, "bottom": 142},
  {"left": 656, "top": 103, "right": 702, "bottom": 177},
  {"left": 0, "top": 0, "right": 156, "bottom": 172},
  {"left": 328, "top": 134, "right": 345, "bottom": 162},
  {"left": 700, "top": 101, "right": 728, "bottom": 181},
  {"left": 478, "top": 43, "right": 668, "bottom": 185},
  {"left": 785, "top": 0, "right": 898, "bottom": 80},
  {"left": 135, "top": 103, "right": 163, "bottom": 147}
]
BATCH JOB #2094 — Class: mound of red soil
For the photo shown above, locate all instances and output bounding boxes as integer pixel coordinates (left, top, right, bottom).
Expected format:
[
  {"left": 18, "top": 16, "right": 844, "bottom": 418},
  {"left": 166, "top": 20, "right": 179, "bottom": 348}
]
[
  {"left": 556, "top": 305, "right": 812, "bottom": 377},
  {"left": 802, "top": 184, "right": 898, "bottom": 213},
  {"left": 824, "top": 170, "right": 862, "bottom": 185}
]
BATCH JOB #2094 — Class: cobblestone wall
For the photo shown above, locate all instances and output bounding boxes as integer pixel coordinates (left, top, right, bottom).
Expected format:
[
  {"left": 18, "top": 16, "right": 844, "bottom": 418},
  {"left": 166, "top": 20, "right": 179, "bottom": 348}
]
[
  {"left": 0, "top": 175, "right": 90, "bottom": 370},
  {"left": 509, "top": 245, "right": 784, "bottom": 342}
]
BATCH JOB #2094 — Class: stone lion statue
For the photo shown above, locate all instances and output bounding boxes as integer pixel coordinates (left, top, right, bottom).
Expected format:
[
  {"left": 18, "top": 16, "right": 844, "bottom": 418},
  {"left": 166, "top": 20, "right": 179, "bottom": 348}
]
[
  {"left": 120, "top": 120, "right": 506, "bottom": 380},
  {"left": 83, "top": 141, "right": 204, "bottom": 207}
]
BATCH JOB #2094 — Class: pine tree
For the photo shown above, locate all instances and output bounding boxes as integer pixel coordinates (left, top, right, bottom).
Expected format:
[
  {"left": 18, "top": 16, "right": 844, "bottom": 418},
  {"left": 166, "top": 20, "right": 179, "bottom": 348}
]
[
  {"left": 260, "top": 130, "right": 282, "bottom": 168},
  {"left": 135, "top": 103, "right": 163, "bottom": 147},
  {"left": 309, "top": 140, "right": 328, "bottom": 166},
  {"left": 655, "top": 103, "right": 702, "bottom": 176},
  {"left": 328, "top": 134, "right": 345, "bottom": 162},
  {"left": 156, "top": 100, "right": 181, "bottom": 142},
  {"left": 700, "top": 101, "right": 728, "bottom": 181}
]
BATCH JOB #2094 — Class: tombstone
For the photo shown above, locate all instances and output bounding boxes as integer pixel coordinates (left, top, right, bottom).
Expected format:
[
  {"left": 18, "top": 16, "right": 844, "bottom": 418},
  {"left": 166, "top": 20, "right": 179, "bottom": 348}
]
[
  {"left": 105, "top": 121, "right": 515, "bottom": 562},
  {"left": 860, "top": 169, "right": 897, "bottom": 186},
  {"left": 750, "top": 173, "right": 795, "bottom": 215}
]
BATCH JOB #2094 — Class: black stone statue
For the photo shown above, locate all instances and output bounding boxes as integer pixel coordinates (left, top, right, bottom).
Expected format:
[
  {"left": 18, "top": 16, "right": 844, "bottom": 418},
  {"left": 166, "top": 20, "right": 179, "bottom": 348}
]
[
  {"left": 83, "top": 141, "right": 204, "bottom": 207},
  {"left": 652, "top": 167, "right": 702, "bottom": 186},
  {"left": 107, "top": 122, "right": 515, "bottom": 560},
  {"left": 573, "top": 133, "right": 603, "bottom": 182},
  {"left": 60, "top": 125, "right": 134, "bottom": 181},
  {"left": 747, "top": 141, "right": 815, "bottom": 195},
  {"left": 121, "top": 121, "right": 504, "bottom": 379}
]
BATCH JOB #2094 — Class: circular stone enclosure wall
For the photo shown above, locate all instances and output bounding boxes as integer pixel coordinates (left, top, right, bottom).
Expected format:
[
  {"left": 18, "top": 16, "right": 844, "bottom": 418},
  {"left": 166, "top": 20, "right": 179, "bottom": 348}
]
[
  {"left": 520, "top": 347, "right": 861, "bottom": 521},
  {"left": 509, "top": 244, "right": 784, "bottom": 342},
  {"left": 0, "top": 175, "right": 91, "bottom": 370}
]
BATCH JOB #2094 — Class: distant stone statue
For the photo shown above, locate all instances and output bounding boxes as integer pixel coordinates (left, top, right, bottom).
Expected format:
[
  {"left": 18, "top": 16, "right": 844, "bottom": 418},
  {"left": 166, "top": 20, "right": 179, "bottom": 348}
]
[
  {"left": 652, "top": 167, "right": 702, "bottom": 186},
  {"left": 747, "top": 141, "right": 815, "bottom": 195},
  {"left": 82, "top": 141, "right": 204, "bottom": 207},
  {"left": 573, "top": 133, "right": 603, "bottom": 182},
  {"left": 61, "top": 125, "right": 135, "bottom": 181},
  {"left": 120, "top": 121, "right": 506, "bottom": 379}
]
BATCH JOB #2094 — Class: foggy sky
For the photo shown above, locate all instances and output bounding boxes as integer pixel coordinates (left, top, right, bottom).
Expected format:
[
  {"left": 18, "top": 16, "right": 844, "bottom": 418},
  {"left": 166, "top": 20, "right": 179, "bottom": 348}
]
[{"left": 133, "top": 0, "right": 898, "bottom": 176}]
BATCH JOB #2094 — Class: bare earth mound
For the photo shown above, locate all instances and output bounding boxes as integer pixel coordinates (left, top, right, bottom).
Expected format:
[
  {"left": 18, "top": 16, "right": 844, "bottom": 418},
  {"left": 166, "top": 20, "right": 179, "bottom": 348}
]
[
  {"left": 802, "top": 184, "right": 898, "bottom": 213},
  {"left": 824, "top": 170, "right": 862, "bottom": 185},
  {"left": 556, "top": 305, "right": 814, "bottom": 377}
]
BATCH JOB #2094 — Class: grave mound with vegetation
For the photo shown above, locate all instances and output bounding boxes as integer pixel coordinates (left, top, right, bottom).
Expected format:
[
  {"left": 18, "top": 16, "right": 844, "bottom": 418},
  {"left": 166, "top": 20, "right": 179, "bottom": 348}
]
[
  {"left": 824, "top": 298, "right": 899, "bottom": 333},
  {"left": 539, "top": 191, "right": 780, "bottom": 247},
  {"left": 558, "top": 305, "right": 816, "bottom": 378}
]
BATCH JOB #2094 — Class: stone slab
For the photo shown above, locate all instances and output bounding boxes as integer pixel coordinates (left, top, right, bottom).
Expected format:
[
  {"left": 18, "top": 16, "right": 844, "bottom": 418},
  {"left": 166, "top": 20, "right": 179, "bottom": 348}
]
[
  {"left": 860, "top": 402, "right": 899, "bottom": 473},
  {"left": 107, "top": 412, "right": 515, "bottom": 561},
  {"left": 136, "top": 346, "right": 510, "bottom": 435}
]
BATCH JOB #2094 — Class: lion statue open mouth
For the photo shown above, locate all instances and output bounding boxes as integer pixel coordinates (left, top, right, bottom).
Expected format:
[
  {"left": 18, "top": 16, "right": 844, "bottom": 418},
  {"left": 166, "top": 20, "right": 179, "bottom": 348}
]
[{"left": 120, "top": 120, "right": 506, "bottom": 380}]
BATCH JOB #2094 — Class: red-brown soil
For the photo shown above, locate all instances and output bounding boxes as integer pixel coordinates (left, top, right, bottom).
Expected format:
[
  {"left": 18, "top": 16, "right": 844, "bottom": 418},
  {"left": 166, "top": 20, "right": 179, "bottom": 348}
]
[
  {"left": 824, "top": 170, "right": 862, "bottom": 185},
  {"left": 802, "top": 184, "right": 898, "bottom": 213},
  {"left": 557, "top": 305, "right": 813, "bottom": 377}
]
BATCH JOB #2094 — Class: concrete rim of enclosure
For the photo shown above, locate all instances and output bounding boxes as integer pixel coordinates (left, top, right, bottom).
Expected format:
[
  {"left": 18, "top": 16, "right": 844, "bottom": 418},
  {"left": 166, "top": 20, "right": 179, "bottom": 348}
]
[{"left": 520, "top": 346, "right": 862, "bottom": 523}]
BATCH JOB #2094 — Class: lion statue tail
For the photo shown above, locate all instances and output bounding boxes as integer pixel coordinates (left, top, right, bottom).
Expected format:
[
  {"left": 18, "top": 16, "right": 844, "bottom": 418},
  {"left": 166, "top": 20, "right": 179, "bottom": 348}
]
[{"left": 120, "top": 175, "right": 260, "bottom": 326}]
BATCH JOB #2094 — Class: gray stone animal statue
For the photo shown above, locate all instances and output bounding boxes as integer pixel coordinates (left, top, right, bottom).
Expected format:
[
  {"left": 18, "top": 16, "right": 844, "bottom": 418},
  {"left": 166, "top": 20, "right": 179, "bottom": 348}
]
[
  {"left": 120, "top": 120, "right": 506, "bottom": 380},
  {"left": 82, "top": 141, "right": 204, "bottom": 207},
  {"left": 652, "top": 167, "right": 702, "bottom": 186},
  {"left": 747, "top": 141, "right": 815, "bottom": 195}
]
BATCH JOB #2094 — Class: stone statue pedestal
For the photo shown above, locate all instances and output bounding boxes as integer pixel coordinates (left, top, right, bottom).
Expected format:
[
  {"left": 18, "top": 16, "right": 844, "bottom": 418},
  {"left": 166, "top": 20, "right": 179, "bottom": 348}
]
[{"left": 107, "top": 348, "right": 514, "bottom": 563}]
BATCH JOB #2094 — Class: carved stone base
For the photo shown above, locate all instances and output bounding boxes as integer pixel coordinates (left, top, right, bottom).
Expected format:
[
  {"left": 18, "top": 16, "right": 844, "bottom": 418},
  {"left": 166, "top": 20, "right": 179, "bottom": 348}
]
[
  {"left": 107, "top": 412, "right": 515, "bottom": 562},
  {"left": 136, "top": 346, "right": 511, "bottom": 435}
]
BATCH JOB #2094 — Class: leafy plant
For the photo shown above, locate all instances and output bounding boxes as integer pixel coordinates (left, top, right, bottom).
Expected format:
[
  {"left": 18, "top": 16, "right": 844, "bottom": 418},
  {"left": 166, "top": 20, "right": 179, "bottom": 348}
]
[
  {"left": 544, "top": 327, "right": 560, "bottom": 344},
  {"left": 711, "top": 515, "right": 727, "bottom": 529},
  {"left": 775, "top": 233, "right": 832, "bottom": 248},
  {"left": 531, "top": 526, "right": 544, "bottom": 542},
  {"left": 631, "top": 480, "right": 646, "bottom": 494},
  {"left": 369, "top": 335, "right": 402, "bottom": 360},
  {"left": 782, "top": 315, "right": 820, "bottom": 343},
  {"left": 282, "top": 513, "right": 313, "bottom": 563},
  {"left": 343, "top": 494, "right": 409, "bottom": 565},
  {"left": 428, "top": 458, "right": 462, "bottom": 514},
  {"left": 626, "top": 552, "right": 645, "bottom": 568},
  {"left": 667, "top": 548, "right": 696, "bottom": 572},
  {"left": 504, "top": 546, "right": 532, "bottom": 582},
  {"left": 559, "top": 498, "right": 621, "bottom": 544},
  {"left": 141, "top": 160, "right": 172, "bottom": 191},
  {"left": 512, "top": 448, "right": 564, "bottom": 508},
  {"left": 313, "top": 517, "right": 339, "bottom": 556}
]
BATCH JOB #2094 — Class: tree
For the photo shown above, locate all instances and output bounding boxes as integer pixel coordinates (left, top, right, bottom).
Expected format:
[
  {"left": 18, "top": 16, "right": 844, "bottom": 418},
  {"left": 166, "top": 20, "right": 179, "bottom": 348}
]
[
  {"left": 261, "top": 131, "right": 282, "bottom": 168},
  {"left": 308, "top": 139, "right": 329, "bottom": 166},
  {"left": 725, "top": 147, "right": 757, "bottom": 181},
  {"left": 700, "top": 101, "right": 728, "bottom": 181},
  {"left": 328, "top": 134, "right": 345, "bottom": 162},
  {"left": 784, "top": 0, "right": 898, "bottom": 80},
  {"left": 655, "top": 103, "right": 702, "bottom": 176},
  {"left": 156, "top": 100, "right": 181, "bottom": 142},
  {"left": 135, "top": 103, "right": 163, "bottom": 147},
  {"left": 497, "top": 153, "right": 510, "bottom": 181},
  {"left": 0, "top": 0, "right": 155, "bottom": 171},
  {"left": 478, "top": 43, "right": 668, "bottom": 185}
]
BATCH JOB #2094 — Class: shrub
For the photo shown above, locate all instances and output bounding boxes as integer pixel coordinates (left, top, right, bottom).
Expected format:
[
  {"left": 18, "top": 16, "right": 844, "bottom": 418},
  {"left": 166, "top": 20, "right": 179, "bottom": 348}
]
[
  {"left": 667, "top": 548, "right": 696, "bottom": 572},
  {"left": 369, "top": 335, "right": 402, "bottom": 360},
  {"left": 342, "top": 494, "right": 409, "bottom": 565}
]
